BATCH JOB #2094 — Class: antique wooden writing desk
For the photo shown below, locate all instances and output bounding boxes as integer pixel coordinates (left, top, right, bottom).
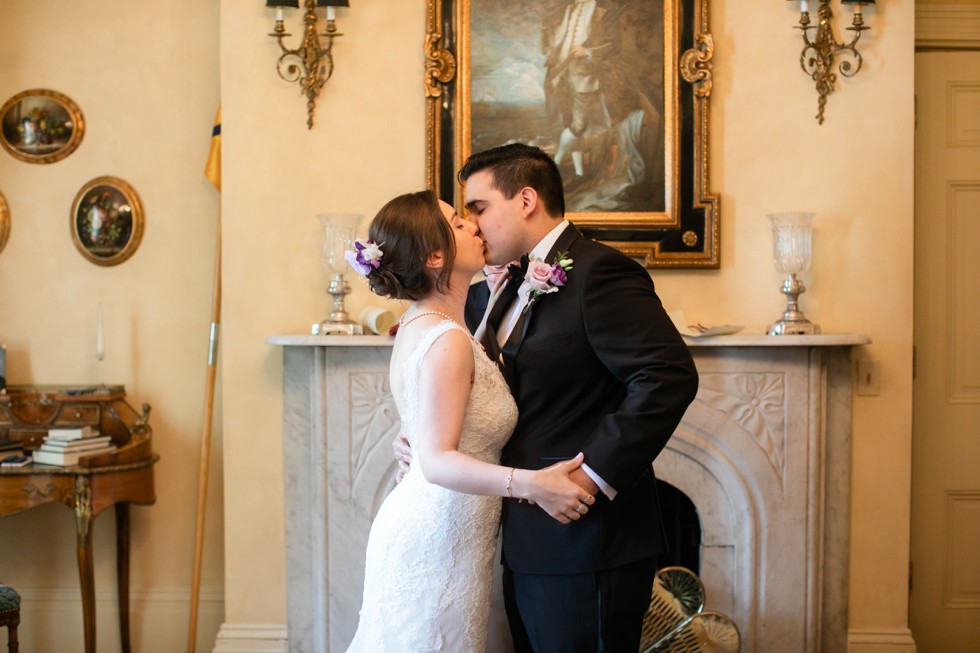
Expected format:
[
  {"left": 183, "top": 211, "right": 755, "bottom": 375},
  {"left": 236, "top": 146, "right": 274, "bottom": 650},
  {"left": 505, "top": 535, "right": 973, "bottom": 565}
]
[{"left": 0, "top": 385, "right": 156, "bottom": 653}]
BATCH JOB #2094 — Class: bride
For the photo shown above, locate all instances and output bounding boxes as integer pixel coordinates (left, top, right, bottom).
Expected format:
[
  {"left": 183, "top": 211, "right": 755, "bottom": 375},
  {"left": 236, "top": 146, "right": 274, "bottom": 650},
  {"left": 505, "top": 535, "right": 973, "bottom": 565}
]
[{"left": 344, "top": 190, "right": 595, "bottom": 652}]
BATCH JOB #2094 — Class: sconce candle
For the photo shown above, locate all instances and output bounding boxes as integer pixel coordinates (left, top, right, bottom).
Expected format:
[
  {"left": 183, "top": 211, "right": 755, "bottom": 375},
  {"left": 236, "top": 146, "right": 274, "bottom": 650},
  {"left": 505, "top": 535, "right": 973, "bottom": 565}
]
[
  {"left": 266, "top": 0, "right": 349, "bottom": 129},
  {"left": 791, "top": 0, "right": 873, "bottom": 124},
  {"left": 841, "top": 0, "right": 875, "bottom": 16},
  {"left": 96, "top": 303, "right": 105, "bottom": 362}
]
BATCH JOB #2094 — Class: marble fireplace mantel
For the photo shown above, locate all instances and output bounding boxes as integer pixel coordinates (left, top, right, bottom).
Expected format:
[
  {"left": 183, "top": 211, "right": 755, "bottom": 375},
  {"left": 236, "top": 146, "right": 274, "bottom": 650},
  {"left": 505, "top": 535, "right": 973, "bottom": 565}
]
[{"left": 268, "top": 333, "right": 870, "bottom": 653}]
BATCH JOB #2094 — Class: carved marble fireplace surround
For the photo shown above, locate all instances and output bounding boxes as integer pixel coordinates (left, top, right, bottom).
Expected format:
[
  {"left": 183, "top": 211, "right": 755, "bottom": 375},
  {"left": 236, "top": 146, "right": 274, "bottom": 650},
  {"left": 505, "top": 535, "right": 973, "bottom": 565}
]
[{"left": 268, "top": 333, "right": 869, "bottom": 653}]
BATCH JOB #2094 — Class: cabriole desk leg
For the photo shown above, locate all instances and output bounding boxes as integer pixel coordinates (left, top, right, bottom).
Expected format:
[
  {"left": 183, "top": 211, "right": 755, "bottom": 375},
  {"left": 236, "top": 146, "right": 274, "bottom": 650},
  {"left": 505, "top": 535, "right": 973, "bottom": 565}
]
[
  {"left": 115, "top": 503, "right": 132, "bottom": 653},
  {"left": 74, "top": 476, "right": 97, "bottom": 653}
]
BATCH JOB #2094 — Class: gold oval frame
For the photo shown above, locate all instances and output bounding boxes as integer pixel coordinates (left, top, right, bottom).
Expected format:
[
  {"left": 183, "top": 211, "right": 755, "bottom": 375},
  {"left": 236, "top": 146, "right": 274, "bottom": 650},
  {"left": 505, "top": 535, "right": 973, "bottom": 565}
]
[
  {"left": 70, "top": 176, "right": 144, "bottom": 267},
  {"left": 0, "top": 89, "right": 85, "bottom": 164},
  {"left": 0, "top": 190, "right": 9, "bottom": 254}
]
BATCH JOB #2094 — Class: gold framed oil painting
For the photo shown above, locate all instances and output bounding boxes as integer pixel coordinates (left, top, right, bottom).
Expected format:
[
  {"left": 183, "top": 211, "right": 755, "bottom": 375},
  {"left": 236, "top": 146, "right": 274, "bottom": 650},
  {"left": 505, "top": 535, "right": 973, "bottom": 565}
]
[
  {"left": 425, "top": 0, "right": 718, "bottom": 267},
  {"left": 0, "top": 89, "right": 85, "bottom": 165},
  {"left": 0, "top": 190, "right": 9, "bottom": 255},
  {"left": 70, "top": 176, "right": 144, "bottom": 266}
]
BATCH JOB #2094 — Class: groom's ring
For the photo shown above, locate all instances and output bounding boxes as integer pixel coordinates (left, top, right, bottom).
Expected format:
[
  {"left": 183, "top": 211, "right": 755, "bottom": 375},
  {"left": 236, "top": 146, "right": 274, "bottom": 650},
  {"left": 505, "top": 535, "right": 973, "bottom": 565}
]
[{"left": 574, "top": 505, "right": 586, "bottom": 514}]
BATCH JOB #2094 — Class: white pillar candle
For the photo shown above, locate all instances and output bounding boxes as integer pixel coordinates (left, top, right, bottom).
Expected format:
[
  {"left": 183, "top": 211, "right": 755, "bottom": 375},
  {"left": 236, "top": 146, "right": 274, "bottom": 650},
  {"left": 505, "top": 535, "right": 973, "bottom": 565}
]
[
  {"left": 800, "top": 0, "right": 809, "bottom": 13},
  {"left": 327, "top": 6, "right": 335, "bottom": 21},
  {"left": 96, "top": 303, "right": 105, "bottom": 361},
  {"left": 276, "top": 7, "right": 284, "bottom": 21}
]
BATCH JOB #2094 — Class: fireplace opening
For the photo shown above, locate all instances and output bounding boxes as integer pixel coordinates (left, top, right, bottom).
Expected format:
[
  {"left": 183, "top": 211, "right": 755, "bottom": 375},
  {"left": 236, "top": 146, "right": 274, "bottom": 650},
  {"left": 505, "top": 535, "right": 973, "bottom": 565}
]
[{"left": 657, "top": 480, "right": 702, "bottom": 574}]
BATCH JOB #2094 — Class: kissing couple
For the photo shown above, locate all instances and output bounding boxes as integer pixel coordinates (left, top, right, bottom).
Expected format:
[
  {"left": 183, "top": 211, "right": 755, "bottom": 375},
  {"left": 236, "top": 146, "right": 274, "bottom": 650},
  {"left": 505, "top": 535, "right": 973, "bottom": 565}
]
[{"left": 344, "top": 143, "right": 699, "bottom": 653}]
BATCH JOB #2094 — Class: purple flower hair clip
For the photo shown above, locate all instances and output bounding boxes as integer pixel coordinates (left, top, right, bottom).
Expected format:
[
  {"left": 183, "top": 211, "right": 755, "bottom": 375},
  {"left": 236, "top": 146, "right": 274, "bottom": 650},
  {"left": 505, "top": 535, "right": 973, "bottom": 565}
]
[{"left": 345, "top": 239, "right": 384, "bottom": 276}]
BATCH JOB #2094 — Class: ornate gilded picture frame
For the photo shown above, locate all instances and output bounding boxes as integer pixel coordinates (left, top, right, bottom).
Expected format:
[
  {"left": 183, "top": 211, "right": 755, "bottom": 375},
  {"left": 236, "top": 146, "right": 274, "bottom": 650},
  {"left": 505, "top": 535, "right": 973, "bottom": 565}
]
[
  {"left": 0, "top": 190, "right": 9, "bottom": 255},
  {"left": 425, "top": 0, "right": 718, "bottom": 267},
  {"left": 70, "top": 176, "right": 144, "bottom": 266},
  {"left": 0, "top": 89, "right": 85, "bottom": 164}
]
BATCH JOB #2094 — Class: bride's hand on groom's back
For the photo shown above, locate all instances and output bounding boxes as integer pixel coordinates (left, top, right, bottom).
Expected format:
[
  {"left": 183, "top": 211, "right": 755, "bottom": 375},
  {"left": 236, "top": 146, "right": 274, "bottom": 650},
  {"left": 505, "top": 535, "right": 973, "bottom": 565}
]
[
  {"left": 392, "top": 432, "right": 412, "bottom": 484},
  {"left": 522, "top": 453, "right": 596, "bottom": 525}
]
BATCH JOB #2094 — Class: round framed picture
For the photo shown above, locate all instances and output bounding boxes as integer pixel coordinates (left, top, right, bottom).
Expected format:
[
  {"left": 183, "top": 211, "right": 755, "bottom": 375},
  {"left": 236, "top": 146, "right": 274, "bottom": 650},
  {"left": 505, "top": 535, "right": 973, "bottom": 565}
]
[
  {"left": 0, "top": 89, "right": 85, "bottom": 164},
  {"left": 70, "top": 176, "right": 144, "bottom": 266},
  {"left": 0, "top": 190, "right": 9, "bottom": 255}
]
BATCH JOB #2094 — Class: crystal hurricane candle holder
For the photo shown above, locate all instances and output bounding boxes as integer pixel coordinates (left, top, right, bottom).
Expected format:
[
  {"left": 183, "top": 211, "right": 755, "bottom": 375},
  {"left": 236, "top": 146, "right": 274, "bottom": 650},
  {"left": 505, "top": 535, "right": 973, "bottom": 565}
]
[
  {"left": 314, "top": 212, "right": 364, "bottom": 335},
  {"left": 767, "top": 212, "right": 821, "bottom": 335}
]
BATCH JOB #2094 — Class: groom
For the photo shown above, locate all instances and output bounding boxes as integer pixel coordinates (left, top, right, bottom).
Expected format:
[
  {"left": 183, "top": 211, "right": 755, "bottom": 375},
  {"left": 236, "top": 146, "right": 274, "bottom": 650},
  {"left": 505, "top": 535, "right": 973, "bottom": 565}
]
[{"left": 399, "top": 143, "right": 698, "bottom": 652}]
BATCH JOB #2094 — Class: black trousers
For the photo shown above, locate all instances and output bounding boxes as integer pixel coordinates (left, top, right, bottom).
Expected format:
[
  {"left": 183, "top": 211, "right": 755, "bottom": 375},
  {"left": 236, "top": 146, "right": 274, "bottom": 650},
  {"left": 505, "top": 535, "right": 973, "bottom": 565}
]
[{"left": 502, "top": 557, "right": 657, "bottom": 653}]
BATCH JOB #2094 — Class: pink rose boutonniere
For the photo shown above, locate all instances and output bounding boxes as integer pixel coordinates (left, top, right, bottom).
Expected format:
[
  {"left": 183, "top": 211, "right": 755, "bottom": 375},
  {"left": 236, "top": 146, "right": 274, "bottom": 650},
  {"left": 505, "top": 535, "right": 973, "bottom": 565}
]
[{"left": 522, "top": 251, "right": 573, "bottom": 314}]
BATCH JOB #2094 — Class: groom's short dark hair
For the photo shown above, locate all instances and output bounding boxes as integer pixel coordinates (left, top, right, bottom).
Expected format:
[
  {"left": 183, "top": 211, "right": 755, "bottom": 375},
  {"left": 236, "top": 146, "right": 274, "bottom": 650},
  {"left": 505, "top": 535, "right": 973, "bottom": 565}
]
[{"left": 458, "top": 143, "right": 565, "bottom": 219}]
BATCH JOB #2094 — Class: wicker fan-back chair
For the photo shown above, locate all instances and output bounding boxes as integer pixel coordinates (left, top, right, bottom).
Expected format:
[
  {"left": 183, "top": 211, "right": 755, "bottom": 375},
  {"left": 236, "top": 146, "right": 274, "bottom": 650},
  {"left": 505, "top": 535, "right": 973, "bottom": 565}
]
[{"left": 639, "top": 567, "right": 741, "bottom": 653}]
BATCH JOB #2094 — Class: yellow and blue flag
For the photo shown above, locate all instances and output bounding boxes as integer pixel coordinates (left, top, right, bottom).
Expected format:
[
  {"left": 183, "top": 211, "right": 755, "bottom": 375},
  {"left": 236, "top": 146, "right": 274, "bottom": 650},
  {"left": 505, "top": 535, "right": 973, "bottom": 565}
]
[{"left": 205, "top": 108, "right": 221, "bottom": 191}]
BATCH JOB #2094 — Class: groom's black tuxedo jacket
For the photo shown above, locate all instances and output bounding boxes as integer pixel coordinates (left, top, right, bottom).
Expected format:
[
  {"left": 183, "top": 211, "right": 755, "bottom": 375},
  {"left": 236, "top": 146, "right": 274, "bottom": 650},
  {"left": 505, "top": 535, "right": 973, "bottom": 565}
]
[{"left": 473, "top": 224, "right": 699, "bottom": 575}]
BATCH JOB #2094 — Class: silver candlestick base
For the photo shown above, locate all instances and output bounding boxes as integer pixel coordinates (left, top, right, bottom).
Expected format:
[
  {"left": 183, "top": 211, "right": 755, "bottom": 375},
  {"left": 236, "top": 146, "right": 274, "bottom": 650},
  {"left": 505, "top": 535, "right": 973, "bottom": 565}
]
[
  {"left": 312, "top": 320, "right": 363, "bottom": 336},
  {"left": 312, "top": 273, "right": 364, "bottom": 336},
  {"left": 768, "top": 273, "right": 820, "bottom": 335}
]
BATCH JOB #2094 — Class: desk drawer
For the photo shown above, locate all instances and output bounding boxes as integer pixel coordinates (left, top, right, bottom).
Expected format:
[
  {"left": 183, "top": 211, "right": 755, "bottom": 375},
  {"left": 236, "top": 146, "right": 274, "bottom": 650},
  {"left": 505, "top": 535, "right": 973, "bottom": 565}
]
[{"left": 54, "top": 404, "right": 100, "bottom": 425}]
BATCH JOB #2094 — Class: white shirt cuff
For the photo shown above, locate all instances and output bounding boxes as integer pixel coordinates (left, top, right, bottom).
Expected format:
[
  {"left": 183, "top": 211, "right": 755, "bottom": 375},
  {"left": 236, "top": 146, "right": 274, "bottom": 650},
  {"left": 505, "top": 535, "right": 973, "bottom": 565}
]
[{"left": 582, "top": 462, "right": 617, "bottom": 500}]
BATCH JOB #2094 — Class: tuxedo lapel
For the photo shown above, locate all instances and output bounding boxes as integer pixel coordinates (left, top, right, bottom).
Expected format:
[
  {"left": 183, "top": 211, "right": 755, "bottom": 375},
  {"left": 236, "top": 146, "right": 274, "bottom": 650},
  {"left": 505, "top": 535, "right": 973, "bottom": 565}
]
[
  {"left": 499, "top": 225, "right": 582, "bottom": 390},
  {"left": 506, "top": 224, "right": 581, "bottom": 350}
]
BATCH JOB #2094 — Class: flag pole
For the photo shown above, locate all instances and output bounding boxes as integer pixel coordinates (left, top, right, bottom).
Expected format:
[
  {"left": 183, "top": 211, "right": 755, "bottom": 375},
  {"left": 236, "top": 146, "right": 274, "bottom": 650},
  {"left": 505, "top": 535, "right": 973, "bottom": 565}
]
[{"left": 188, "top": 110, "right": 222, "bottom": 653}]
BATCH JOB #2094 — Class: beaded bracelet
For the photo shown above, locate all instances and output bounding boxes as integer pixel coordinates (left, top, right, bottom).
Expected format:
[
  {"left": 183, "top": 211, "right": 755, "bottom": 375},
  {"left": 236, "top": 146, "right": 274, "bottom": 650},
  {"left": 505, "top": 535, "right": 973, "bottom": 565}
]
[{"left": 506, "top": 467, "right": 516, "bottom": 498}]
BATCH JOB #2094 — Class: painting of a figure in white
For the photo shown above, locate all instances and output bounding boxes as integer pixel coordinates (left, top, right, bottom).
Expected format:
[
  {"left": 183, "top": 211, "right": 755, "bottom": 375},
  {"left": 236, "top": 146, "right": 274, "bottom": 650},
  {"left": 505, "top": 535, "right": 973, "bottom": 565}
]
[{"left": 470, "top": 0, "right": 666, "bottom": 214}]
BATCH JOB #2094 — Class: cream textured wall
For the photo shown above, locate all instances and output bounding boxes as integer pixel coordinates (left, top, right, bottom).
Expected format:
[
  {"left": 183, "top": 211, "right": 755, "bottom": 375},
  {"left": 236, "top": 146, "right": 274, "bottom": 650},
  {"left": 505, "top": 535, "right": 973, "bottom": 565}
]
[
  {"left": 0, "top": 1, "right": 224, "bottom": 651},
  {"left": 218, "top": 0, "right": 427, "bottom": 629},
  {"left": 219, "top": 1, "right": 917, "bottom": 651},
  {"left": 0, "top": 0, "right": 918, "bottom": 651}
]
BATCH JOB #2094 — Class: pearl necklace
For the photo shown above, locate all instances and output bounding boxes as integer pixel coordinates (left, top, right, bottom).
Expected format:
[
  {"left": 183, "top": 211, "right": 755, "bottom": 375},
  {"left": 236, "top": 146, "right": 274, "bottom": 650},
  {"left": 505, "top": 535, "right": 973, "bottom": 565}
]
[
  {"left": 399, "top": 310, "right": 463, "bottom": 330},
  {"left": 398, "top": 310, "right": 484, "bottom": 350}
]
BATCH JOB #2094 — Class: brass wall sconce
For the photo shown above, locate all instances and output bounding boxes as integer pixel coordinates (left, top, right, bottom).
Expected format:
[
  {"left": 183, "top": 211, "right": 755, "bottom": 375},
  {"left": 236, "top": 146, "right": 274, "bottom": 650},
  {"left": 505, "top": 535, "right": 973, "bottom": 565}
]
[
  {"left": 267, "top": 0, "right": 349, "bottom": 129},
  {"left": 790, "top": 0, "right": 874, "bottom": 124}
]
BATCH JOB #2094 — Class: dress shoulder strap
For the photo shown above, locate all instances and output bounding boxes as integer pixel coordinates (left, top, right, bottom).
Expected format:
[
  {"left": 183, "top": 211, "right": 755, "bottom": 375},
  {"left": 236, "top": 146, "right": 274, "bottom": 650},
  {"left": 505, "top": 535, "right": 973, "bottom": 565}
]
[{"left": 413, "top": 320, "right": 472, "bottom": 366}]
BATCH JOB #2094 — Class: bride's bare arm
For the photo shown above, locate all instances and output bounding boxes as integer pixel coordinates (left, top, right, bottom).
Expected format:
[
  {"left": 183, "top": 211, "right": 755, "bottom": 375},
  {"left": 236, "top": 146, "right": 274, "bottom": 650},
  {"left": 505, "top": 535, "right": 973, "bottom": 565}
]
[{"left": 415, "top": 330, "right": 593, "bottom": 524}]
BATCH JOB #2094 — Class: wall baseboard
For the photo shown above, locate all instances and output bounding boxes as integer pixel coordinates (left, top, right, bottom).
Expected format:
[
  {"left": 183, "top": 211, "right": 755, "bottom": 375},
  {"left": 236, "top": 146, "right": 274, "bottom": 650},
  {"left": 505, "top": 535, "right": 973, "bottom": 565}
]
[
  {"left": 212, "top": 623, "right": 288, "bottom": 653},
  {"left": 848, "top": 627, "right": 918, "bottom": 653},
  {"left": 0, "top": 586, "right": 224, "bottom": 652}
]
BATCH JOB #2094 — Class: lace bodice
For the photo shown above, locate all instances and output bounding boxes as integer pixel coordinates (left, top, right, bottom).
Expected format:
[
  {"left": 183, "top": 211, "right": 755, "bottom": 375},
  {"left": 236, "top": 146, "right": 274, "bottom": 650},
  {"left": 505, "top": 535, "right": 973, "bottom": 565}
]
[
  {"left": 346, "top": 320, "right": 518, "bottom": 653},
  {"left": 397, "top": 320, "right": 516, "bottom": 463}
]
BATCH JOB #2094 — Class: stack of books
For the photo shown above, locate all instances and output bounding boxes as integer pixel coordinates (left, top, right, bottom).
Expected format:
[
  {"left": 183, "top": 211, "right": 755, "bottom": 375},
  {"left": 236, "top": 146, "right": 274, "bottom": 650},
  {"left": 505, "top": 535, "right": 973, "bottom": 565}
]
[
  {"left": 0, "top": 437, "right": 21, "bottom": 453},
  {"left": 31, "top": 425, "right": 117, "bottom": 466}
]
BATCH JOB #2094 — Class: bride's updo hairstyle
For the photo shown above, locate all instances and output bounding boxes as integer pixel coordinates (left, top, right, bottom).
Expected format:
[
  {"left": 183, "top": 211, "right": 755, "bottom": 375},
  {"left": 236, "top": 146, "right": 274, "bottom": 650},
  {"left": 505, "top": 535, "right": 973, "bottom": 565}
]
[{"left": 364, "top": 189, "right": 456, "bottom": 301}]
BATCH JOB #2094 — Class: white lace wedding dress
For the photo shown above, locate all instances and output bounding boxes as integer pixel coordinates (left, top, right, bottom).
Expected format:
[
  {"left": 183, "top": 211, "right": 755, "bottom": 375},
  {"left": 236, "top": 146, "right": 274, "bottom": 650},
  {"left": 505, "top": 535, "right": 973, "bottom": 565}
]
[{"left": 346, "top": 320, "right": 519, "bottom": 653}]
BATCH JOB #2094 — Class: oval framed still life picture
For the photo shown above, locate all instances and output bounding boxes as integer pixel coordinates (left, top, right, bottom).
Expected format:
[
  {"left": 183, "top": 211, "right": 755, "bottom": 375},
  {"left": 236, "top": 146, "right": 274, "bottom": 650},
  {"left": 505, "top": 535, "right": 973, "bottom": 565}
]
[
  {"left": 70, "top": 176, "right": 144, "bottom": 266},
  {"left": 0, "top": 89, "right": 85, "bottom": 164},
  {"left": 0, "top": 190, "right": 9, "bottom": 255}
]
